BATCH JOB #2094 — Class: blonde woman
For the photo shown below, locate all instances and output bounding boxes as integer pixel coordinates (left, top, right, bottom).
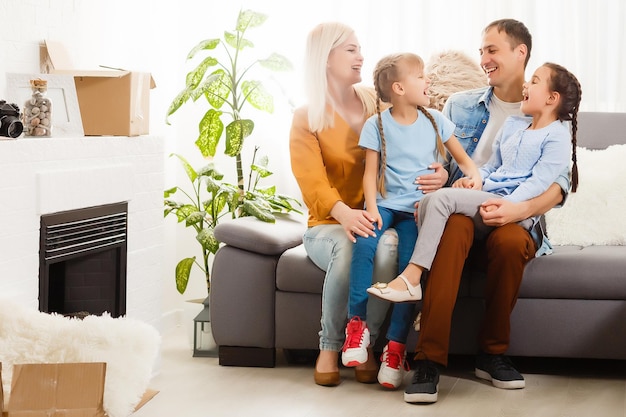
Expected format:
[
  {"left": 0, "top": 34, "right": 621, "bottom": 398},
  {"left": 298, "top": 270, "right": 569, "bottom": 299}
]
[{"left": 289, "top": 23, "right": 448, "bottom": 387}]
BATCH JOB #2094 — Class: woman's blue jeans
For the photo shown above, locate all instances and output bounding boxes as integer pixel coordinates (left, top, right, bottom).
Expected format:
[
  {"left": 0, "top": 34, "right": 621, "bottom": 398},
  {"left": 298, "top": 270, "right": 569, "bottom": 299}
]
[
  {"left": 303, "top": 223, "right": 399, "bottom": 352},
  {"left": 349, "top": 207, "right": 418, "bottom": 344}
]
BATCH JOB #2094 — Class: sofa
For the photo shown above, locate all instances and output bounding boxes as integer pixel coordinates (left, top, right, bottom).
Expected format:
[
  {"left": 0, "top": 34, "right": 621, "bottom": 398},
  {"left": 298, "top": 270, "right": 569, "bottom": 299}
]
[{"left": 210, "top": 111, "right": 626, "bottom": 367}]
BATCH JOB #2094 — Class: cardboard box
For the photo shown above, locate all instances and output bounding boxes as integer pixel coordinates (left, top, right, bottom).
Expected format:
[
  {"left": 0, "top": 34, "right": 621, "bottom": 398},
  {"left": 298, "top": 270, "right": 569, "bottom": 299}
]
[
  {"left": 5, "top": 362, "right": 106, "bottom": 417},
  {"left": 42, "top": 40, "right": 156, "bottom": 136},
  {"left": 0, "top": 363, "right": 156, "bottom": 417}
]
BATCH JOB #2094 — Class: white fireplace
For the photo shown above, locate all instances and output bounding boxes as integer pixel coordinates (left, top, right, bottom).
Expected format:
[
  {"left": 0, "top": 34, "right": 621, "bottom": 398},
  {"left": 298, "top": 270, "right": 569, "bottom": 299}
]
[{"left": 0, "top": 135, "right": 164, "bottom": 330}]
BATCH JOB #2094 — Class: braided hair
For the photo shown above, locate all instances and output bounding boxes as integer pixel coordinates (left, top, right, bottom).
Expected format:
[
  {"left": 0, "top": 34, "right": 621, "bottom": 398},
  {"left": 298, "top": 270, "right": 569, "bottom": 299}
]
[
  {"left": 543, "top": 62, "right": 582, "bottom": 192},
  {"left": 372, "top": 53, "right": 447, "bottom": 197}
]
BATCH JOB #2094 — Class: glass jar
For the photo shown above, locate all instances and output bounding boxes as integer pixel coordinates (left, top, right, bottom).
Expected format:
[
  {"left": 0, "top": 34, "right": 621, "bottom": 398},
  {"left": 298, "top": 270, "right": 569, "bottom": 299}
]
[{"left": 23, "top": 78, "right": 52, "bottom": 137}]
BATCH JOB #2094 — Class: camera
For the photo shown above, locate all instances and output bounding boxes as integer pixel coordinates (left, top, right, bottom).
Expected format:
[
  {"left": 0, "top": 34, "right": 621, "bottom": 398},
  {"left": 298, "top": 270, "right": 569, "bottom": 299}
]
[{"left": 0, "top": 100, "right": 24, "bottom": 138}]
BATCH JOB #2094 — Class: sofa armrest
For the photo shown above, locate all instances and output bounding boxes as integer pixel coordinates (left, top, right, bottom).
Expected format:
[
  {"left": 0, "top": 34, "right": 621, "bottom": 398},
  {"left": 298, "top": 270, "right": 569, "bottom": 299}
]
[{"left": 213, "top": 213, "right": 307, "bottom": 255}]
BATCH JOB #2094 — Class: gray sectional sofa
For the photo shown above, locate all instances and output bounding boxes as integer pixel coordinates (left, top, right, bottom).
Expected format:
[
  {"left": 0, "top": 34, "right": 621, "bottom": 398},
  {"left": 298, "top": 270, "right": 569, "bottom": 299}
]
[{"left": 210, "top": 112, "right": 626, "bottom": 367}]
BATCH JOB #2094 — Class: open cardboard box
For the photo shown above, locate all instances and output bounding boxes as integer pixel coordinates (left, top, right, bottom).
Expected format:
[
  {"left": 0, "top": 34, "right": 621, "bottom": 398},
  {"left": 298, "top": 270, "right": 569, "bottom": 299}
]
[
  {"left": 41, "top": 40, "right": 156, "bottom": 136},
  {"left": 1, "top": 362, "right": 157, "bottom": 417}
]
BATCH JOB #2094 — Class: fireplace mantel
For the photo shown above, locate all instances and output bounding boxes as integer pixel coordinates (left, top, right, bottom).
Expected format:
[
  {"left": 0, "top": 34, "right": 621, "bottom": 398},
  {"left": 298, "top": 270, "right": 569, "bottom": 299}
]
[{"left": 0, "top": 135, "right": 165, "bottom": 329}]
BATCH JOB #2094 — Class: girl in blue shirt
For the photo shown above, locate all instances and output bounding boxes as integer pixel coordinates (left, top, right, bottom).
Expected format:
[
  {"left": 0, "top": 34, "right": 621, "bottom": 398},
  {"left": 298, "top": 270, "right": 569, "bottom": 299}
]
[{"left": 342, "top": 52, "right": 480, "bottom": 389}]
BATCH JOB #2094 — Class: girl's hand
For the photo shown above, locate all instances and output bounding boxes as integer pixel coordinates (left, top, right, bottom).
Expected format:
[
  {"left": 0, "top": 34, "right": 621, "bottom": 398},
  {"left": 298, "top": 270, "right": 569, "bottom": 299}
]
[
  {"left": 367, "top": 209, "right": 383, "bottom": 231},
  {"left": 468, "top": 175, "right": 482, "bottom": 190},
  {"left": 452, "top": 177, "right": 472, "bottom": 188},
  {"left": 416, "top": 162, "right": 448, "bottom": 193},
  {"left": 331, "top": 202, "right": 377, "bottom": 243},
  {"left": 454, "top": 176, "right": 482, "bottom": 190}
]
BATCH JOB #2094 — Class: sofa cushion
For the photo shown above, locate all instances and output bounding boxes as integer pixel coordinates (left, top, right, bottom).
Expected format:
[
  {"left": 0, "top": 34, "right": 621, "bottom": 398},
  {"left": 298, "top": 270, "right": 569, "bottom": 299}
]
[
  {"left": 276, "top": 245, "right": 325, "bottom": 294},
  {"left": 214, "top": 213, "right": 306, "bottom": 256},
  {"left": 519, "top": 245, "right": 626, "bottom": 299}
]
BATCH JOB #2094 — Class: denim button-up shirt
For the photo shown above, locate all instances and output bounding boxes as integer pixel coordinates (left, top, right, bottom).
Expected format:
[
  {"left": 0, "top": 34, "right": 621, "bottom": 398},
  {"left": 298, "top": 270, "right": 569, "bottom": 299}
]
[{"left": 441, "top": 86, "right": 570, "bottom": 256}]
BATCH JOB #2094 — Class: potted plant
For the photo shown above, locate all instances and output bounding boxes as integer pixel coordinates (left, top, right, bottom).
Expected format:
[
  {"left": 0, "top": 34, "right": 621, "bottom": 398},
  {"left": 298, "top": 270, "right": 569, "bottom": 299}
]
[{"left": 164, "top": 9, "right": 301, "bottom": 296}]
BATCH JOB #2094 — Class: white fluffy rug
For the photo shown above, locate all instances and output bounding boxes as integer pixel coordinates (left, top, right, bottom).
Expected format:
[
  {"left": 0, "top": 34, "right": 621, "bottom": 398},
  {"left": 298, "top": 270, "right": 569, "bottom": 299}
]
[{"left": 0, "top": 301, "right": 160, "bottom": 417}]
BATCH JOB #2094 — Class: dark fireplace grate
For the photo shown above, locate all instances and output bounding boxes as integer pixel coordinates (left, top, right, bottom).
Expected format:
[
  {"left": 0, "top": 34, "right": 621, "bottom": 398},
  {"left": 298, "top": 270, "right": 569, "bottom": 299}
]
[
  {"left": 39, "top": 202, "right": 128, "bottom": 317},
  {"left": 43, "top": 211, "right": 127, "bottom": 261}
]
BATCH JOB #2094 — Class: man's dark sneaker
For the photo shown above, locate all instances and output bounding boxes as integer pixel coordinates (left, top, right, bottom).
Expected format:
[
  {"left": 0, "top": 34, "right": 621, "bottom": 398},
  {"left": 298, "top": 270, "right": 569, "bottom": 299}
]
[
  {"left": 475, "top": 352, "right": 525, "bottom": 389},
  {"left": 404, "top": 360, "right": 440, "bottom": 403}
]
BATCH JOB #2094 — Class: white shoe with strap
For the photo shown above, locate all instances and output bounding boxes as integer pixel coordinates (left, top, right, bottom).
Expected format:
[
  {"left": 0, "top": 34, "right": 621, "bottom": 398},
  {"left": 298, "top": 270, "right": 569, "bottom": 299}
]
[{"left": 367, "top": 274, "right": 422, "bottom": 303}]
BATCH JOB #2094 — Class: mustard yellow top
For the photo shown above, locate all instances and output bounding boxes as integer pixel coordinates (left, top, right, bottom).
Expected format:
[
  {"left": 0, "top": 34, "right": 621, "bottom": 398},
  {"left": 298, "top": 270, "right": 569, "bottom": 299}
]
[{"left": 289, "top": 106, "right": 367, "bottom": 227}]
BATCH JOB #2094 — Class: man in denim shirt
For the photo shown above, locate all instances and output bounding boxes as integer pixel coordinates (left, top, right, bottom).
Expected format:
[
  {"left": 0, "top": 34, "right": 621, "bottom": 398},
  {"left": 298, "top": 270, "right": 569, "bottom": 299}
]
[{"left": 405, "top": 19, "right": 569, "bottom": 403}]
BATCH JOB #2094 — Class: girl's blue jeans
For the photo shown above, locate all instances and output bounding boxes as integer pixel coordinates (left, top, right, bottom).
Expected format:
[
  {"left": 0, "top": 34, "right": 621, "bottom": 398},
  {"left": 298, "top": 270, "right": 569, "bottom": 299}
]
[{"left": 349, "top": 206, "right": 418, "bottom": 344}]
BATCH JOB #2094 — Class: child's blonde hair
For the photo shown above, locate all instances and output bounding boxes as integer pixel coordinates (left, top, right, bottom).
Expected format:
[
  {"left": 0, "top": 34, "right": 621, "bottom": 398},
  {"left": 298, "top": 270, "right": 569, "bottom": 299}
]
[{"left": 373, "top": 52, "right": 447, "bottom": 196}]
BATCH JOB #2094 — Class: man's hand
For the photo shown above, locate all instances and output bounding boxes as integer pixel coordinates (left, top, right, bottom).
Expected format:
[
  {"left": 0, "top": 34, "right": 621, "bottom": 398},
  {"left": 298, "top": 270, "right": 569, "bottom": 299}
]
[
  {"left": 480, "top": 198, "right": 530, "bottom": 226},
  {"left": 416, "top": 162, "right": 448, "bottom": 194},
  {"left": 413, "top": 162, "right": 449, "bottom": 220}
]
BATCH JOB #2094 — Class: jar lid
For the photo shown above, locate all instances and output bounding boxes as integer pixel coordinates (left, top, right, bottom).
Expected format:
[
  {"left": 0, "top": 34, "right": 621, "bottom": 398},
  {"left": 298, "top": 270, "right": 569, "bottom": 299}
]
[{"left": 30, "top": 78, "right": 47, "bottom": 88}]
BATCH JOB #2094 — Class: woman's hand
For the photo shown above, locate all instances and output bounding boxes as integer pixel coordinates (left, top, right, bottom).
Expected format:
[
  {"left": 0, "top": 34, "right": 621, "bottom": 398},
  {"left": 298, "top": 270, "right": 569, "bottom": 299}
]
[
  {"left": 415, "top": 162, "right": 448, "bottom": 194},
  {"left": 331, "top": 202, "right": 377, "bottom": 243}
]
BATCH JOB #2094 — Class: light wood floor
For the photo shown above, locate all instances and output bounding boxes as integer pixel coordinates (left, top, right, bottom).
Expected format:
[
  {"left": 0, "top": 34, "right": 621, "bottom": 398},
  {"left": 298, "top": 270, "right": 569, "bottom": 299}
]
[{"left": 134, "top": 325, "right": 626, "bottom": 417}]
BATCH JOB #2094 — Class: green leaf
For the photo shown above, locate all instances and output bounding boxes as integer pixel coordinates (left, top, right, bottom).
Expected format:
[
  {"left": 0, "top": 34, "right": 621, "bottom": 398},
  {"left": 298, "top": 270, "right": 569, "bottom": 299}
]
[
  {"left": 186, "top": 38, "right": 220, "bottom": 60},
  {"left": 196, "top": 109, "right": 224, "bottom": 158},
  {"left": 254, "top": 185, "right": 276, "bottom": 196},
  {"left": 176, "top": 204, "right": 198, "bottom": 223},
  {"left": 190, "top": 72, "right": 223, "bottom": 102},
  {"left": 242, "top": 199, "right": 275, "bottom": 222},
  {"left": 225, "top": 119, "right": 254, "bottom": 156},
  {"left": 175, "top": 257, "right": 195, "bottom": 294},
  {"left": 236, "top": 9, "right": 267, "bottom": 31},
  {"left": 164, "top": 187, "right": 178, "bottom": 198},
  {"left": 202, "top": 69, "right": 231, "bottom": 108},
  {"left": 251, "top": 164, "right": 272, "bottom": 178},
  {"left": 185, "top": 211, "right": 205, "bottom": 227},
  {"left": 210, "top": 188, "right": 231, "bottom": 217},
  {"left": 242, "top": 81, "right": 274, "bottom": 113},
  {"left": 187, "top": 57, "right": 220, "bottom": 92},
  {"left": 258, "top": 53, "right": 293, "bottom": 72},
  {"left": 203, "top": 176, "right": 220, "bottom": 194},
  {"left": 224, "top": 31, "right": 254, "bottom": 50},
  {"left": 165, "top": 87, "right": 192, "bottom": 124},
  {"left": 198, "top": 163, "right": 224, "bottom": 181},
  {"left": 197, "top": 227, "right": 220, "bottom": 254},
  {"left": 170, "top": 153, "right": 198, "bottom": 183}
]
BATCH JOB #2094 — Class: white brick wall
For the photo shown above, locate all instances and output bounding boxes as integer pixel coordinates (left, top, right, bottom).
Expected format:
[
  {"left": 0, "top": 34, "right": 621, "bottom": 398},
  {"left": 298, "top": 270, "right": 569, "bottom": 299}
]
[{"left": 0, "top": 135, "right": 165, "bottom": 330}]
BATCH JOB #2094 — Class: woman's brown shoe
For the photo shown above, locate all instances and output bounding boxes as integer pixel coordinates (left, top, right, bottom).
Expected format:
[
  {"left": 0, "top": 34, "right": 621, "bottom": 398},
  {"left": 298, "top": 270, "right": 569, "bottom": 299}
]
[
  {"left": 314, "top": 368, "right": 341, "bottom": 386},
  {"left": 314, "top": 356, "right": 341, "bottom": 386},
  {"left": 354, "top": 368, "right": 378, "bottom": 384}
]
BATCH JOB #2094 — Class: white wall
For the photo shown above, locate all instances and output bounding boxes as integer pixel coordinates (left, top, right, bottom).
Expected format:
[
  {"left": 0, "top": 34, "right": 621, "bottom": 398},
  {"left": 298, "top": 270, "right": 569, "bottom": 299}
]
[{"left": 1, "top": 0, "right": 624, "bottom": 330}]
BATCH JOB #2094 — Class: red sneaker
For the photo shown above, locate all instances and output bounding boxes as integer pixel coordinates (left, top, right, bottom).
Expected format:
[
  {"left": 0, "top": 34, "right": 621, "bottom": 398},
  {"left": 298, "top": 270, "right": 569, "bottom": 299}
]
[
  {"left": 378, "top": 341, "right": 409, "bottom": 389},
  {"left": 341, "top": 317, "right": 369, "bottom": 367}
]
